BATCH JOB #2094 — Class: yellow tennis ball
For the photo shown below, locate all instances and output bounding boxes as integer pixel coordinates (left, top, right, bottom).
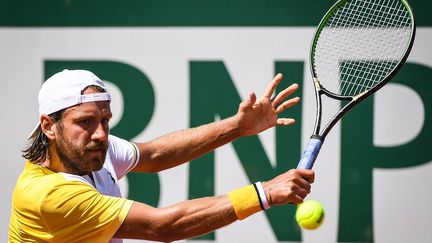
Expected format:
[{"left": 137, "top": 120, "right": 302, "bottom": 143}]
[{"left": 295, "top": 200, "right": 325, "bottom": 230}]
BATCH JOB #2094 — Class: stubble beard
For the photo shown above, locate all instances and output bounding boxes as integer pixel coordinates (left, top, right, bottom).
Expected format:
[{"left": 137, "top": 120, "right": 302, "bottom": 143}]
[{"left": 56, "top": 129, "right": 108, "bottom": 175}]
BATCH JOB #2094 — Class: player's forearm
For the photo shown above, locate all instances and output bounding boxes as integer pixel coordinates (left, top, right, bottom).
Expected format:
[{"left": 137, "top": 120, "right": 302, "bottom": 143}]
[
  {"left": 159, "top": 196, "right": 237, "bottom": 241},
  {"left": 115, "top": 196, "right": 238, "bottom": 242},
  {"left": 134, "top": 116, "right": 241, "bottom": 172}
]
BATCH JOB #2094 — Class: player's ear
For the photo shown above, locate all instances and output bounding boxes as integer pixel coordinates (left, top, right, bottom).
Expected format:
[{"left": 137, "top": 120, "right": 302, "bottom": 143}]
[{"left": 40, "top": 114, "right": 56, "bottom": 140}]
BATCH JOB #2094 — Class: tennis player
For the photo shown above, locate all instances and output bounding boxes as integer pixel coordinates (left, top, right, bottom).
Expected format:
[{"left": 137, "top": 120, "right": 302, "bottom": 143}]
[{"left": 8, "top": 69, "right": 314, "bottom": 242}]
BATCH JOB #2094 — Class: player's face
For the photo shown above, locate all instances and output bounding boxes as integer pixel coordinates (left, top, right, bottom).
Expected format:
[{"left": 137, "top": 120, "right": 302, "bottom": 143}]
[{"left": 55, "top": 90, "right": 112, "bottom": 175}]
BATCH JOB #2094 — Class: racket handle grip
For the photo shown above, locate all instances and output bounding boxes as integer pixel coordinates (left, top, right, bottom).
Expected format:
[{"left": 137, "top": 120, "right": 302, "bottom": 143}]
[{"left": 297, "top": 138, "right": 323, "bottom": 169}]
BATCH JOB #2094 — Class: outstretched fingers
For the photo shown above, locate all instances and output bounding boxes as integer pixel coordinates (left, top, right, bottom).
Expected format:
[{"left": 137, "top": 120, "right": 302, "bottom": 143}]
[
  {"left": 271, "top": 83, "right": 299, "bottom": 107},
  {"left": 275, "top": 97, "right": 300, "bottom": 114},
  {"left": 276, "top": 118, "right": 295, "bottom": 126},
  {"left": 246, "top": 91, "right": 257, "bottom": 107},
  {"left": 239, "top": 91, "right": 257, "bottom": 111},
  {"left": 263, "top": 73, "right": 283, "bottom": 99}
]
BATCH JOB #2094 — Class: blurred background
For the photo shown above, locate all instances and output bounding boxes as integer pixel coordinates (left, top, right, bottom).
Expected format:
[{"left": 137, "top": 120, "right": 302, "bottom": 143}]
[{"left": 1, "top": 0, "right": 431, "bottom": 242}]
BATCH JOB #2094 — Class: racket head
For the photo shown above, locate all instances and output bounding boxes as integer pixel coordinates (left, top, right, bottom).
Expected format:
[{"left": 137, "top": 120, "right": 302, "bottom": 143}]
[{"left": 310, "top": 0, "right": 416, "bottom": 99}]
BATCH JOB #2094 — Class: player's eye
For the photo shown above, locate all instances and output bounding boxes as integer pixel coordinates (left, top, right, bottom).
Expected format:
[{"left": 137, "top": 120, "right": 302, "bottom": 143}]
[{"left": 79, "top": 119, "right": 92, "bottom": 126}]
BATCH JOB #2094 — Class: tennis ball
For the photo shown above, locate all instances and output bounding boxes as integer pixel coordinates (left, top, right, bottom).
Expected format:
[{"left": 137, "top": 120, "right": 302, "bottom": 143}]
[{"left": 295, "top": 200, "right": 325, "bottom": 230}]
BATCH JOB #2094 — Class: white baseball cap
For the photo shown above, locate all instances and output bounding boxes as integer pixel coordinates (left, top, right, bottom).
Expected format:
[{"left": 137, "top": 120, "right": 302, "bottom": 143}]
[{"left": 29, "top": 69, "right": 111, "bottom": 139}]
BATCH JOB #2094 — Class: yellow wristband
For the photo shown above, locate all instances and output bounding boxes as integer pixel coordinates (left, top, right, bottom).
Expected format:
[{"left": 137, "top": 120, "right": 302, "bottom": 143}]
[{"left": 228, "top": 184, "right": 262, "bottom": 220}]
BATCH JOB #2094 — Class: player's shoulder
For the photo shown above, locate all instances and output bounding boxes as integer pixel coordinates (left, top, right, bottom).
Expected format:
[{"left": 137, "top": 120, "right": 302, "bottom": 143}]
[
  {"left": 14, "top": 162, "right": 94, "bottom": 199},
  {"left": 12, "top": 162, "right": 97, "bottom": 216}
]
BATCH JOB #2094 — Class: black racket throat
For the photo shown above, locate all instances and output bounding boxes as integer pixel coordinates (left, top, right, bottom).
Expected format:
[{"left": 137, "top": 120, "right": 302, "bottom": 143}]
[
  {"left": 311, "top": 62, "right": 402, "bottom": 141},
  {"left": 311, "top": 83, "right": 360, "bottom": 140}
]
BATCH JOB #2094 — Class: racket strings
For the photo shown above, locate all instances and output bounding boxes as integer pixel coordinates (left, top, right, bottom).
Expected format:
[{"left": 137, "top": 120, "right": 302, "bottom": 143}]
[
  {"left": 337, "top": 0, "right": 409, "bottom": 93},
  {"left": 336, "top": 0, "right": 408, "bottom": 95},
  {"left": 340, "top": 60, "right": 394, "bottom": 95},
  {"left": 313, "top": 0, "right": 413, "bottom": 97}
]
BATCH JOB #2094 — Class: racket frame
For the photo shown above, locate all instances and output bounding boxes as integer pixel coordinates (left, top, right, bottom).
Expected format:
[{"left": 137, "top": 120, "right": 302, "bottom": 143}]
[{"left": 297, "top": 0, "right": 416, "bottom": 169}]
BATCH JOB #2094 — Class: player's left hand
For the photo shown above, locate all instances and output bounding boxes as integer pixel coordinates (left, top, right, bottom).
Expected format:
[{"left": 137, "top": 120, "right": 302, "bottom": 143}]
[{"left": 235, "top": 73, "right": 300, "bottom": 136}]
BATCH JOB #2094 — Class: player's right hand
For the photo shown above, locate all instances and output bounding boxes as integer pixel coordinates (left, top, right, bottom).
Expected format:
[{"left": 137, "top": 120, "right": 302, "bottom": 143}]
[{"left": 262, "top": 169, "right": 315, "bottom": 206}]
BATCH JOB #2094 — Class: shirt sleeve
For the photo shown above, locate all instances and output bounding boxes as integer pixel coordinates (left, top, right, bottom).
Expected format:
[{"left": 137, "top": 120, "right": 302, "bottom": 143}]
[
  {"left": 40, "top": 180, "right": 133, "bottom": 242},
  {"left": 108, "top": 134, "right": 140, "bottom": 179}
]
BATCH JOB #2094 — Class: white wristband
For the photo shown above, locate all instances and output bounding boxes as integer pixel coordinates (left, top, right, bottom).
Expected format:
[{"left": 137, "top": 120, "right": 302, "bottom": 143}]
[{"left": 255, "top": 181, "right": 271, "bottom": 210}]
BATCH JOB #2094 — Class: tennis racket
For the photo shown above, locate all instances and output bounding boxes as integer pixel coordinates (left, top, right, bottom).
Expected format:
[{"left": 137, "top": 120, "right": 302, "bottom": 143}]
[{"left": 297, "top": 0, "right": 416, "bottom": 169}]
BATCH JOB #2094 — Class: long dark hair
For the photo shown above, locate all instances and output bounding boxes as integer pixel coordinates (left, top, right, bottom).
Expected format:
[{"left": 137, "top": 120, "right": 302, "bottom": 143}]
[{"left": 22, "top": 110, "right": 64, "bottom": 164}]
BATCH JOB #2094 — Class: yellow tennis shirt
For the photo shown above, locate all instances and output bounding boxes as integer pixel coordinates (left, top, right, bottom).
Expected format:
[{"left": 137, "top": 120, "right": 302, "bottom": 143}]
[{"left": 8, "top": 161, "right": 133, "bottom": 242}]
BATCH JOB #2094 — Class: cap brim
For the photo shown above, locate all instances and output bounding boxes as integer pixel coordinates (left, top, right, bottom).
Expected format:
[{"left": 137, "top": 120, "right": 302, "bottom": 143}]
[{"left": 28, "top": 122, "right": 40, "bottom": 140}]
